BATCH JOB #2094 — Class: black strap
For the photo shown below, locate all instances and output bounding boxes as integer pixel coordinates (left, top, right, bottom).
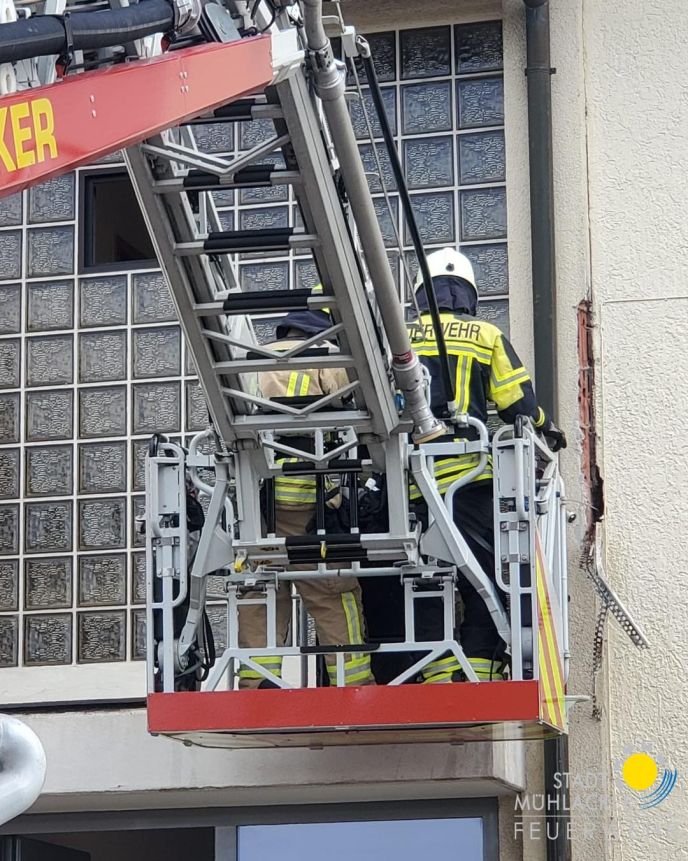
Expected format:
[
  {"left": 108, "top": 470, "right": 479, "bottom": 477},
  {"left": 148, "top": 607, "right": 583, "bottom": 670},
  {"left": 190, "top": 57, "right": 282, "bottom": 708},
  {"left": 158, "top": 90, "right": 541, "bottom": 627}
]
[{"left": 58, "top": 12, "right": 75, "bottom": 71}]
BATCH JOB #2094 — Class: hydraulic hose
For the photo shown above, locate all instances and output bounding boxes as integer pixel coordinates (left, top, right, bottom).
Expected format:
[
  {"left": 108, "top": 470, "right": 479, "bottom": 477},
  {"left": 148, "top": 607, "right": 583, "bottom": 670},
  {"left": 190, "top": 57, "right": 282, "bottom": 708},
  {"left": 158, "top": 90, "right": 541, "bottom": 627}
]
[
  {"left": 0, "top": 0, "right": 175, "bottom": 64},
  {"left": 300, "top": 0, "right": 444, "bottom": 443},
  {"left": 359, "top": 42, "right": 455, "bottom": 411}
]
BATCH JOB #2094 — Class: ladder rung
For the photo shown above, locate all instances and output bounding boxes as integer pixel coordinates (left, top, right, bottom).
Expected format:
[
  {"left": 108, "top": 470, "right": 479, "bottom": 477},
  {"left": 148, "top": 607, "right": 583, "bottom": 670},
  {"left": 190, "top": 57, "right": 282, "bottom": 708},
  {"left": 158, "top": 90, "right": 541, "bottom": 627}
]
[
  {"left": 285, "top": 534, "right": 366, "bottom": 564},
  {"left": 207, "top": 227, "right": 293, "bottom": 247},
  {"left": 223, "top": 288, "right": 333, "bottom": 314},
  {"left": 174, "top": 230, "right": 318, "bottom": 256},
  {"left": 184, "top": 163, "right": 290, "bottom": 190},
  {"left": 301, "top": 643, "right": 379, "bottom": 654},
  {"left": 215, "top": 100, "right": 282, "bottom": 121},
  {"left": 212, "top": 355, "right": 356, "bottom": 374},
  {"left": 184, "top": 166, "right": 274, "bottom": 188},
  {"left": 190, "top": 295, "right": 333, "bottom": 316},
  {"left": 267, "top": 393, "right": 346, "bottom": 410},
  {"left": 182, "top": 99, "right": 283, "bottom": 124},
  {"left": 154, "top": 170, "right": 300, "bottom": 194},
  {"left": 232, "top": 412, "right": 373, "bottom": 433},
  {"left": 286, "top": 533, "right": 362, "bottom": 546}
]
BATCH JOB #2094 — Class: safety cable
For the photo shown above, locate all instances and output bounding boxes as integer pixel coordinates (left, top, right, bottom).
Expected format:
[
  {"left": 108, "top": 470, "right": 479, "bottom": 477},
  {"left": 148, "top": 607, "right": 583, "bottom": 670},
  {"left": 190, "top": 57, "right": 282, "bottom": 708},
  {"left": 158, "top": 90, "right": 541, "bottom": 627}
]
[{"left": 358, "top": 38, "right": 456, "bottom": 409}]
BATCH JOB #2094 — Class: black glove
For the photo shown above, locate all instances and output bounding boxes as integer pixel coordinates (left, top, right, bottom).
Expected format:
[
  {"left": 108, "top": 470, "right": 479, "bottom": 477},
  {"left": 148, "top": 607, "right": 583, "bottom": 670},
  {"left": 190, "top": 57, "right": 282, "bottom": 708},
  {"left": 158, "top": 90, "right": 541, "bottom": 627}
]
[{"left": 541, "top": 419, "right": 567, "bottom": 452}]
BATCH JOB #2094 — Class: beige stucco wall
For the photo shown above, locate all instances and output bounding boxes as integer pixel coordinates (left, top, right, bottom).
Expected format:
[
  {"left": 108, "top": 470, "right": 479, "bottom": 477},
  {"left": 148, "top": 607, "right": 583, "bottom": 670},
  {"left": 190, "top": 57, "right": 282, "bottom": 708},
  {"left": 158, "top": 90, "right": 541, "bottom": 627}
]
[
  {"left": 583, "top": 0, "right": 688, "bottom": 856},
  {"left": 549, "top": 0, "right": 688, "bottom": 858}
]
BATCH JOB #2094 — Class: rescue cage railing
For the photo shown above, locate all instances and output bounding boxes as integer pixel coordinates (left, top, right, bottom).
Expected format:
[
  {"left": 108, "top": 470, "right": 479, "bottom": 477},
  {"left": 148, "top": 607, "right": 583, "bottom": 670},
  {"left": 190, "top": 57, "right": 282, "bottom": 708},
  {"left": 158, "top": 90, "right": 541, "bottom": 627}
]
[{"left": 144, "top": 416, "right": 568, "bottom": 694}]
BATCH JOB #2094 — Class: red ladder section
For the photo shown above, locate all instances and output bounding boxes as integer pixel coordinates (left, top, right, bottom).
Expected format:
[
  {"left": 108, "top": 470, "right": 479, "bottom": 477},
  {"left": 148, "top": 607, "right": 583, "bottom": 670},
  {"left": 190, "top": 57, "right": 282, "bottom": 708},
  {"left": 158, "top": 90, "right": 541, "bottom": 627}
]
[{"left": 0, "top": 36, "right": 272, "bottom": 197}]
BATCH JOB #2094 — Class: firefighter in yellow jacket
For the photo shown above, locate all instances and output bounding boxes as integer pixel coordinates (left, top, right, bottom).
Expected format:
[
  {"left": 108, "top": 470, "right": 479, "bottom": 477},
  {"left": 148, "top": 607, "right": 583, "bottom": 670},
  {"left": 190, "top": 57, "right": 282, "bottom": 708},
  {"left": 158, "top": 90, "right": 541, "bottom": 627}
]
[
  {"left": 408, "top": 248, "right": 566, "bottom": 683},
  {"left": 238, "top": 295, "right": 374, "bottom": 689}
]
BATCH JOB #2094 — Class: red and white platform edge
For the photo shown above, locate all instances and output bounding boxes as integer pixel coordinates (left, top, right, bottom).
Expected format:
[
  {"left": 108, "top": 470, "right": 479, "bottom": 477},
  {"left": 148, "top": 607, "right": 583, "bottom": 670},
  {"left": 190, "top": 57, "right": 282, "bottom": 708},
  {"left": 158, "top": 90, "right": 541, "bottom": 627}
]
[{"left": 148, "top": 680, "right": 567, "bottom": 749}]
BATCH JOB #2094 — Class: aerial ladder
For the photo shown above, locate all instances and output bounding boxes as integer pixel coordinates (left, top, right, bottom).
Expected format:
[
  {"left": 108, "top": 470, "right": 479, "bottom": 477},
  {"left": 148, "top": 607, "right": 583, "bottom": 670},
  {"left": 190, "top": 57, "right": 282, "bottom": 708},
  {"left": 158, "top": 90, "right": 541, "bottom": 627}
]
[{"left": 0, "top": 0, "right": 570, "bottom": 748}]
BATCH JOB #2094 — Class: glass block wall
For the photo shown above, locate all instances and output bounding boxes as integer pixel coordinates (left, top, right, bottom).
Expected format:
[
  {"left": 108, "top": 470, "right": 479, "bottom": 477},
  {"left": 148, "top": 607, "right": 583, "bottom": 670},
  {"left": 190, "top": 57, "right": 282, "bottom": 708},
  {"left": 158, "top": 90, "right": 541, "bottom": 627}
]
[{"left": 0, "top": 20, "right": 506, "bottom": 678}]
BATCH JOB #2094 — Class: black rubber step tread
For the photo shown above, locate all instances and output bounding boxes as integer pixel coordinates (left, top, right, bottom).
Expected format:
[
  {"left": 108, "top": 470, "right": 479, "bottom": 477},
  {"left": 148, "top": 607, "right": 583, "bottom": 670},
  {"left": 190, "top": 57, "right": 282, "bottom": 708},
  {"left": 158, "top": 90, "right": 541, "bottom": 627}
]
[
  {"left": 223, "top": 287, "right": 311, "bottom": 314},
  {"left": 214, "top": 99, "right": 267, "bottom": 120},
  {"left": 204, "top": 228, "right": 295, "bottom": 254},
  {"left": 280, "top": 459, "right": 362, "bottom": 474},
  {"left": 183, "top": 165, "right": 276, "bottom": 189},
  {"left": 268, "top": 394, "right": 340, "bottom": 408},
  {"left": 206, "top": 227, "right": 293, "bottom": 245},
  {"left": 183, "top": 100, "right": 267, "bottom": 123},
  {"left": 286, "top": 547, "right": 368, "bottom": 564},
  {"left": 286, "top": 534, "right": 362, "bottom": 546}
]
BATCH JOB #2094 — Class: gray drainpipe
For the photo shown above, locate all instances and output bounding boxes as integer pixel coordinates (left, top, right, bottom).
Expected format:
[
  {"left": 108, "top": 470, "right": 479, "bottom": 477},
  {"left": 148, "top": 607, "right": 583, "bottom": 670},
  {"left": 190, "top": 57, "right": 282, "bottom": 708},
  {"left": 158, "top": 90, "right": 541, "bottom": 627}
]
[{"left": 523, "top": 2, "right": 571, "bottom": 860}]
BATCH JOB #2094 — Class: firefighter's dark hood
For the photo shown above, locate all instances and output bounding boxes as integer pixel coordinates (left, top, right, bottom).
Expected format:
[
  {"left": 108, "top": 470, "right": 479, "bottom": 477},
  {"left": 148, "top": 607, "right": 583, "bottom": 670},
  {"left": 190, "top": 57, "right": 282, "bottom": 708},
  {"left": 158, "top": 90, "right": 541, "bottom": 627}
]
[
  {"left": 275, "top": 309, "right": 332, "bottom": 339},
  {"left": 415, "top": 275, "right": 478, "bottom": 317}
]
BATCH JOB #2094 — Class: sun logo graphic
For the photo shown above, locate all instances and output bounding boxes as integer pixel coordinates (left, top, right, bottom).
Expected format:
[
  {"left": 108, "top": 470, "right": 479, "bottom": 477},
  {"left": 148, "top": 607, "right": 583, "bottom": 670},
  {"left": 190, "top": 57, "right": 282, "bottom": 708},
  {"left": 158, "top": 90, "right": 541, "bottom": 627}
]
[{"left": 619, "top": 749, "right": 679, "bottom": 809}]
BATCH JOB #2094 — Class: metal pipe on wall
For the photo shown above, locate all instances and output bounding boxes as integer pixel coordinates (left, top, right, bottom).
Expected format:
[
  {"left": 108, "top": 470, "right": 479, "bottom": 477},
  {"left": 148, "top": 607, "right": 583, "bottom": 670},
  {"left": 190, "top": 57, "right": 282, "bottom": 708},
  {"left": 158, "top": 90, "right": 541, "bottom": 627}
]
[
  {"left": 523, "top": 2, "right": 571, "bottom": 860},
  {"left": 524, "top": 0, "right": 558, "bottom": 418}
]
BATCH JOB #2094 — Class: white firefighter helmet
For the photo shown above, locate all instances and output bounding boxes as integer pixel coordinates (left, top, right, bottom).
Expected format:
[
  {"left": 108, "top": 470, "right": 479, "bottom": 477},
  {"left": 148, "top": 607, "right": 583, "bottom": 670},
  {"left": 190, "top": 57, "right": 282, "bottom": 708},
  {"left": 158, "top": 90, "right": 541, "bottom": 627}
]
[{"left": 414, "top": 248, "right": 478, "bottom": 301}]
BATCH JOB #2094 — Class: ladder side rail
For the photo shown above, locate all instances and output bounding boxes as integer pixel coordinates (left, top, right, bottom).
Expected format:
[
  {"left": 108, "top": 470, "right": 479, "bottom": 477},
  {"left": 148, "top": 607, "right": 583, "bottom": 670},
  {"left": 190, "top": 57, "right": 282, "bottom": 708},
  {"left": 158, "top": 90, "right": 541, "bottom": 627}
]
[
  {"left": 178, "top": 123, "right": 241, "bottom": 294},
  {"left": 273, "top": 73, "right": 400, "bottom": 441},
  {"left": 492, "top": 423, "right": 537, "bottom": 680},
  {"left": 125, "top": 141, "right": 240, "bottom": 445},
  {"left": 529, "top": 425, "right": 569, "bottom": 664},
  {"left": 301, "top": 0, "right": 442, "bottom": 444},
  {"left": 179, "top": 121, "right": 264, "bottom": 399}
]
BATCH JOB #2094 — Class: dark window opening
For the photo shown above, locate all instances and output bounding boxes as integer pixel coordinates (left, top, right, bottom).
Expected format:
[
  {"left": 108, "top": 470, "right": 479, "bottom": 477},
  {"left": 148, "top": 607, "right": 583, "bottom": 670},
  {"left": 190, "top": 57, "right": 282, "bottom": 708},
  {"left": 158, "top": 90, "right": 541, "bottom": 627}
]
[
  {"left": 81, "top": 171, "right": 156, "bottom": 271},
  {"left": 1, "top": 828, "right": 215, "bottom": 861}
]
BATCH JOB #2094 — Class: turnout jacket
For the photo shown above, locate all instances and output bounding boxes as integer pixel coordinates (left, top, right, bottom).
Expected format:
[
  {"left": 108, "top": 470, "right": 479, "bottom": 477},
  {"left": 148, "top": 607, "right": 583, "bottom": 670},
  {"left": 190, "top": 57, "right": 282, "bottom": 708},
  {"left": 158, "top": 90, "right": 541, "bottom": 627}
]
[
  {"left": 408, "top": 312, "right": 550, "bottom": 496},
  {"left": 260, "top": 339, "right": 349, "bottom": 508}
]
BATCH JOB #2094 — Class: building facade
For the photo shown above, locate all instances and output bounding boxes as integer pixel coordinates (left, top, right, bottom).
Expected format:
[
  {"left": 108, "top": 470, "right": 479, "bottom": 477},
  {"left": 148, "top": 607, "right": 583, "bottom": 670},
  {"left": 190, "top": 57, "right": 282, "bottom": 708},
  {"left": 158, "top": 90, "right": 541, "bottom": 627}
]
[{"left": 0, "top": 0, "right": 685, "bottom": 858}]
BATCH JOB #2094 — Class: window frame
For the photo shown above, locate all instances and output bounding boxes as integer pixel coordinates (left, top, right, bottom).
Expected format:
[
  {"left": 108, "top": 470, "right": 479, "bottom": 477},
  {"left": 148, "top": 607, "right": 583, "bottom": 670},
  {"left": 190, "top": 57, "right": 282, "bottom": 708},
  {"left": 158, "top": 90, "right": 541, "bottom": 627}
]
[
  {"left": 78, "top": 167, "right": 157, "bottom": 274},
  {"left": 1, "top": 800, "right": 500, "bottom": 861}
]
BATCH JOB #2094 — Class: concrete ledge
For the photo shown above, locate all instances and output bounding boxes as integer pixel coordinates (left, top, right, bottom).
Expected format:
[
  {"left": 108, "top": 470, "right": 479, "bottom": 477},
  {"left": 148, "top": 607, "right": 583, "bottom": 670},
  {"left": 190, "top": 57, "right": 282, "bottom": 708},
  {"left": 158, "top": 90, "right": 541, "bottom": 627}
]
[{"left": 8, "top": 708, "right": 525, "bottom": 816}]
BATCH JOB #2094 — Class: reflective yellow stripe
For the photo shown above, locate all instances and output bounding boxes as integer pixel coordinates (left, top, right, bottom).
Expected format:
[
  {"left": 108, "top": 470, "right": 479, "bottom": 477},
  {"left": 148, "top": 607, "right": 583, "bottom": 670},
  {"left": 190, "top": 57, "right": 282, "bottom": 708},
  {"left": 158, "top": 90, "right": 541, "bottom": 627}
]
[
  {"left": 413, "top": 344, "right": 492, "bottom": 364},
  {"left": 456, "top": 355, "right": 471, "bottom": 414},
  {"left": 422, "top": 655, "right": 462, "bottom": 681},
  {"left": 421, "top": 672, "right": 454, "bottom": 684},
  {"left": 274, "top": 483, "right": 317, "bottom": 504},
  {"left": 341, "top": 590, "right": 363, "bottom": 645},
  {"left": 333, "top": 591, "right": 373, "bottom": 685},
  {"left": 286, "top": 372, "right": 299, "bottom": 397},
  {"left": 275, "top": 464, "right": 317, "bottom": 504},
  {"left": 408, "top": 461, "right": 493, "bottom": 500},
  {"left": 490, "top": 369, "right": 530, "bottom": 391},
  {"left": 326, "top": 658, "right": 374, "bottom": 685},
  {"left": 239, "top": 655, "right": 283, "bottom": 679},
  {"left": 468, "top": 657, "right": 505, "bottom": 680}
]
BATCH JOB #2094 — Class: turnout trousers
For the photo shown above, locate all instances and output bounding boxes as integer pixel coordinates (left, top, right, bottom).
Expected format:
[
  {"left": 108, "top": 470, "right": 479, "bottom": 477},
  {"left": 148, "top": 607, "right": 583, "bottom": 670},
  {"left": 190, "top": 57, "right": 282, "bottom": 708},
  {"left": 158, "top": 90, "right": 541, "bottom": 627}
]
[{"left": 238, "top": 505, "right": 374, "bottom": 688}]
